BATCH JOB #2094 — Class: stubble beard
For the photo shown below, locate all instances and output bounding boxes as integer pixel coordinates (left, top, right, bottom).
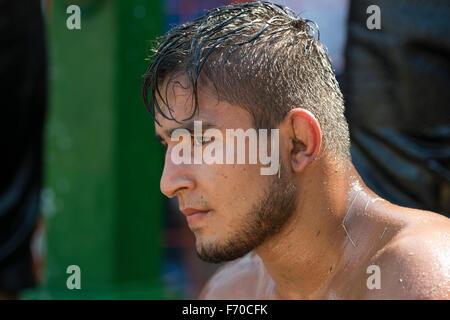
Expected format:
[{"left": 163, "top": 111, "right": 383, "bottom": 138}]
[{"left": 196, "top": 164, "right": 298, "bottom": 263}]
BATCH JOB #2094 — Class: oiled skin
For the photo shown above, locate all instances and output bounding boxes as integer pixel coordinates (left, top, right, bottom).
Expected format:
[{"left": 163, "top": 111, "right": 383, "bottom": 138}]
[
  {"left": 153, "top": 73, "right": 450, "bottom": 300},
  {"left": 200, "top": 188, "right": 450, "bottom": 300}
]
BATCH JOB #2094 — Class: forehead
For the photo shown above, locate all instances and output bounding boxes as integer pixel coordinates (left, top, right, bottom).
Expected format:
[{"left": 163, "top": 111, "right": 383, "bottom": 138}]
[{"left": 154, "top": 74, "right": 253, "bottom": 136}]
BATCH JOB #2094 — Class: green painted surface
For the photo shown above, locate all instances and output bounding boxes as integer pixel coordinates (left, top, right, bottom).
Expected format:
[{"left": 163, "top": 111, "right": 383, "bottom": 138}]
[
  {"left": 22, "top": 0, "right": 166, "bottom": 299},
  {"left": 114, "top": 0, "right": 165, "bottom": 285}
]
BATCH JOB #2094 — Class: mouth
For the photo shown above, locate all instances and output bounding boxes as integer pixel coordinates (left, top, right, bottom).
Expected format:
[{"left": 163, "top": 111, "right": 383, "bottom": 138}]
[{"left": 181, "top": 208, "right": 211, "bottom": 226}]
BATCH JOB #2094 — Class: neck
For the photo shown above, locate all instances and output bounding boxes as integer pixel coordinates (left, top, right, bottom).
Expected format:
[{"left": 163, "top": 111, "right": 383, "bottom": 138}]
[{"left": 254, "top": 159, "right": 366, "bottom": 299}]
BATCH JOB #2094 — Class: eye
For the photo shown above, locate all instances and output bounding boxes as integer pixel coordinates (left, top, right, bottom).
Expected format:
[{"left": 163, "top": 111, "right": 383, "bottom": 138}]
[{"left": 193, "top": 135, "right": 212, "bottom": 146}]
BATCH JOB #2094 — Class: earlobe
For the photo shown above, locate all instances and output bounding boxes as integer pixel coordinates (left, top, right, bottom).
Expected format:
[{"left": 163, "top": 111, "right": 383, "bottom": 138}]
[{"left": 290, "top": 137, "right": 310, "bottom": 173}]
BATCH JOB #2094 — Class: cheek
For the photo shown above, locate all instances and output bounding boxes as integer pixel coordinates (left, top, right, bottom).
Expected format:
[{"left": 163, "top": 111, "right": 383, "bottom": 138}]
[{"left": 204, "top": 164, "right": 268, "bottom": 215}]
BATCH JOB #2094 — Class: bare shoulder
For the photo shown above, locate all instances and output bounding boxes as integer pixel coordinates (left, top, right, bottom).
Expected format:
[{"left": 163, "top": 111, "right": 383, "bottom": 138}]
[
  {"left": 365, "top": 210, "right": 450, "bottom": 299},
  {"left": 199, "top": 251, "right": 275, "bottom": 300}
]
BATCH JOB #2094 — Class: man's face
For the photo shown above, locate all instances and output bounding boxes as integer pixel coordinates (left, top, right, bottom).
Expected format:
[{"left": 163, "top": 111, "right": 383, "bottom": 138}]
[{"left": 155, "top": 76, "right": 297, "bottom": 263}]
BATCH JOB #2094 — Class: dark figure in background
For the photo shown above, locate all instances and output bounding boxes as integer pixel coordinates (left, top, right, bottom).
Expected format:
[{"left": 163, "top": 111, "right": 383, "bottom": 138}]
[
  {"left": 0, "top": 0, "right": 47, "bottom": 298},
  {"left": 344, "top": 0, "right": 450, "bottom": 216}
]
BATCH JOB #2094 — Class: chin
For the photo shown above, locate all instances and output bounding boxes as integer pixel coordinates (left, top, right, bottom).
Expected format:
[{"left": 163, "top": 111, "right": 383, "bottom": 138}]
[
  {"left": 194, "top": 233, "right": 255, "bottom": 264},
  {"left": 194, "top": 231, "right": 221, "bottom": 247}
]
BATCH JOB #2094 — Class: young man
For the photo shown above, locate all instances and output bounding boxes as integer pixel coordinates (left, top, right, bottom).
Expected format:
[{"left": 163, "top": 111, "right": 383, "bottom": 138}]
[{"left": 143, "top": 2, "right": 450, "bottom": 299}]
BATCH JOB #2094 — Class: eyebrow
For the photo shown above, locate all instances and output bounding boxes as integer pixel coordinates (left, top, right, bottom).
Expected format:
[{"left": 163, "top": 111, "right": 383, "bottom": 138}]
[{"left": 155, "top": 120, "right": 217, "bottom": 143}]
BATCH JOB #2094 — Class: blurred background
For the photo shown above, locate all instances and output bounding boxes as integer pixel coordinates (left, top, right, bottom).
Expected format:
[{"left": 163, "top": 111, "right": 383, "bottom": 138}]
[{"left": 0, "top": 0, "right": 448, "bottom": 299}]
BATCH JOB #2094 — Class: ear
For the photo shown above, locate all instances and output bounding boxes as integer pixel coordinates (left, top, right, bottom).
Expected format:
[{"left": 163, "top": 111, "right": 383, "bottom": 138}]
[{"left": 283, "top": 108, "right": 322, "bottom": 173}]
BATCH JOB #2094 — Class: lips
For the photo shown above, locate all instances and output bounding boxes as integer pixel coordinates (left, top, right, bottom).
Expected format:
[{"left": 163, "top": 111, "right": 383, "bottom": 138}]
[
  {"left": 181, "top": 208, "right": 209, "bottom": 216},
  {"left": 181, "top": 208, "right": 210, "bottom": 226}
]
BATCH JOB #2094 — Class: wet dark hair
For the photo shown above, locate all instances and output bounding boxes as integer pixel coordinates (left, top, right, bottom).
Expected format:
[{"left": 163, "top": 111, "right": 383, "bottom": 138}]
[{"left": 142, "top": 1, "right": 350, "bottom": 159}]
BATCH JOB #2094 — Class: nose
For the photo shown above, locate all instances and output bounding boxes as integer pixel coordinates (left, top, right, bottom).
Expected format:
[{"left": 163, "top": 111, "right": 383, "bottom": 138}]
[{"left": 160, "top": 146, "right": 195, "bottom": 198}]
